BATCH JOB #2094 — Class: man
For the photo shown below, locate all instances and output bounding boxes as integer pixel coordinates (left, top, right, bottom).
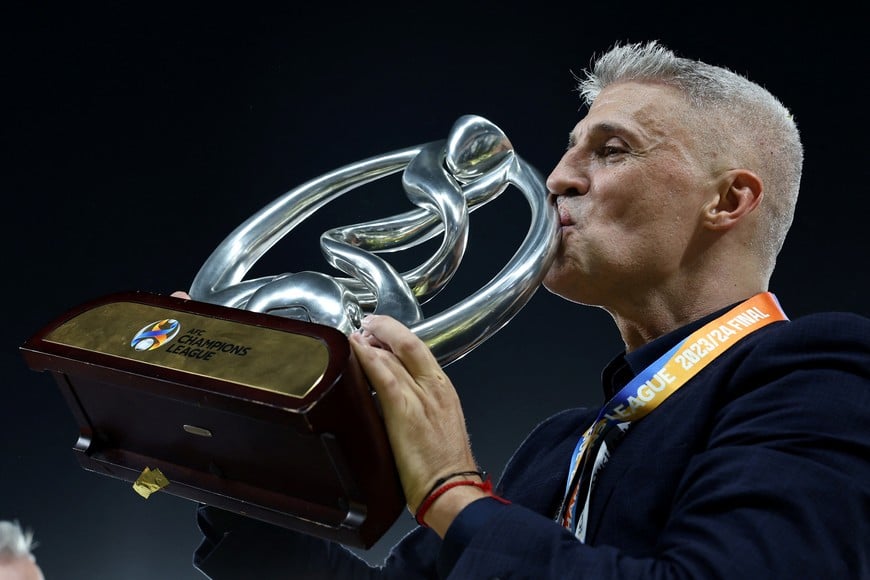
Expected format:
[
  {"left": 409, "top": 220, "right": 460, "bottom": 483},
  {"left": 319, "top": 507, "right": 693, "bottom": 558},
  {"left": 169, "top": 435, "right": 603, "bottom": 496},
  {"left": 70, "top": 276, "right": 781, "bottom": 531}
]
[
  {"left": 0, "top": 521, "right": 44, "bottom": 580},
  {"left": 192, "top": 41, "right": 870, "bottom": 578}
]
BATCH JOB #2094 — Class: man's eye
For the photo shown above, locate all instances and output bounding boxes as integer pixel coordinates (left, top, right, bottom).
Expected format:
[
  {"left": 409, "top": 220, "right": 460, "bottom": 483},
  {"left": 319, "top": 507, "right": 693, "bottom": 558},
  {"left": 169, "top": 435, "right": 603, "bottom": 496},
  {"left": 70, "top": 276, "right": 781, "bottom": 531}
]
[{"left": 598, "top": 145, "right": 625, "bottom": 157}]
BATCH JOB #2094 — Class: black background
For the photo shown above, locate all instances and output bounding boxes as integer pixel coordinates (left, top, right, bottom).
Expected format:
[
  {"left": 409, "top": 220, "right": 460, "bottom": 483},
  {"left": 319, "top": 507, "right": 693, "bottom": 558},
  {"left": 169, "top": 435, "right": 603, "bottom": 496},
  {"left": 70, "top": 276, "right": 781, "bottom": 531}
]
[{"left": 3, "top": 3, "right": 866, "bottom": 579}]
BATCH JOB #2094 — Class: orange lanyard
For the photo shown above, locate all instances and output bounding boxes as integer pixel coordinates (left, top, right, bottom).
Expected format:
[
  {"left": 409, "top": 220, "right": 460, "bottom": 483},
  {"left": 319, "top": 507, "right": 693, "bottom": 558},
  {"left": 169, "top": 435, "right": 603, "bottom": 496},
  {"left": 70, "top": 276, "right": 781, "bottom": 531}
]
[{"left": 559, "top": 292, "right": 789, "bottom": 535}]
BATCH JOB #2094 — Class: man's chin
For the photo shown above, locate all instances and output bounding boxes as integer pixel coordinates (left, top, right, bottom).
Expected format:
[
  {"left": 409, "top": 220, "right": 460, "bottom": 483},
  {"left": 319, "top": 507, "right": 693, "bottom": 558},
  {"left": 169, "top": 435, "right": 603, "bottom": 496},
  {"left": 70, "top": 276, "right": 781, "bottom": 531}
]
[
  {"left": 542, "top": 274, "right": 577, "bottom": 302},
  {"left": 542, "top": 270, "right": 602, "bottom": 307}
]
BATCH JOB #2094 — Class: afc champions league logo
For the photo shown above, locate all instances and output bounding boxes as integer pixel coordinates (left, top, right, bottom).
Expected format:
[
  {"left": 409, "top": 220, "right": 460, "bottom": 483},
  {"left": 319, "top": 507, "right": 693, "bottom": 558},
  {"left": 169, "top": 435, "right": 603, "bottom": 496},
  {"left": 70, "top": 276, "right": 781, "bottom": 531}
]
[{"left": 131, "top": 319, "right": 181, "bottom": 351}]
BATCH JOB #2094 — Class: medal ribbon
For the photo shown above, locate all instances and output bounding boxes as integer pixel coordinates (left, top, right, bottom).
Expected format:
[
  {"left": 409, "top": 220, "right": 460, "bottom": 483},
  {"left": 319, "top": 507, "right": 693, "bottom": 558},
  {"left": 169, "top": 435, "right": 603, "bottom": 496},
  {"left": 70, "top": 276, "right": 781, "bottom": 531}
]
[{"left": 558, "top": 292, "right": 788, "bottom": 534}]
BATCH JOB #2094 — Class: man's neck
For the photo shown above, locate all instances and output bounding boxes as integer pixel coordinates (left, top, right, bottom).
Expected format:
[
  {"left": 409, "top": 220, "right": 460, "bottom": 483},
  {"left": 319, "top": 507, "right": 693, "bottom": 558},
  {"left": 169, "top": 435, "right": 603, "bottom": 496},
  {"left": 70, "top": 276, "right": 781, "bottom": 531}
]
[{"left": 606, "top": 283, "right": 767, "bottom": 353}]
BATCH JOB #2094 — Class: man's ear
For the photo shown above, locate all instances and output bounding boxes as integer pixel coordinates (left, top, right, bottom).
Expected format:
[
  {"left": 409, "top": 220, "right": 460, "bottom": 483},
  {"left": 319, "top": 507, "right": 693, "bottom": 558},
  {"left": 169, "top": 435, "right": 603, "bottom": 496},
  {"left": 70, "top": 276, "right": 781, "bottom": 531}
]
[{"left": 702, "top": 169, "right": 763, "bottom": 230}]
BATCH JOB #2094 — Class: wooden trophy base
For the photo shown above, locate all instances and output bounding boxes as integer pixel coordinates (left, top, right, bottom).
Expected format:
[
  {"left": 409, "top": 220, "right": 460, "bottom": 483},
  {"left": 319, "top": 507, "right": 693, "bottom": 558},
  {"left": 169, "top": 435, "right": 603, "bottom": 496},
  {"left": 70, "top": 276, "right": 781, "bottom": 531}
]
[{"left": 20, "top": 291, "right": 405, "bottom": 549}]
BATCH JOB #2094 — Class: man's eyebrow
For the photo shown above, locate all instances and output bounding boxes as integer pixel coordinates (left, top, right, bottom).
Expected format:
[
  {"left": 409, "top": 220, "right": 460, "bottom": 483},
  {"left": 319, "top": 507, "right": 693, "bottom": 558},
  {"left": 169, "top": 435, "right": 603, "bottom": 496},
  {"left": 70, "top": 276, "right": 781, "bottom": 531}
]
[
  {"left": 567, "top": 122, "right": 631, "bottom": 148},
  {"left": 589, "top": 122, "right": 628, "bottom": 137}
]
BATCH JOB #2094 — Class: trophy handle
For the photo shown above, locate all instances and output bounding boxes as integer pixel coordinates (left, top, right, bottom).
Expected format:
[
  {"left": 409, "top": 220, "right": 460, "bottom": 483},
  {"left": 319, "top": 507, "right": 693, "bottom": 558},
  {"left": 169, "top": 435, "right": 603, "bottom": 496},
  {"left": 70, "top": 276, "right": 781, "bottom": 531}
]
[{"left": 189, "top": 115, "right": 559, "bottom": 366}]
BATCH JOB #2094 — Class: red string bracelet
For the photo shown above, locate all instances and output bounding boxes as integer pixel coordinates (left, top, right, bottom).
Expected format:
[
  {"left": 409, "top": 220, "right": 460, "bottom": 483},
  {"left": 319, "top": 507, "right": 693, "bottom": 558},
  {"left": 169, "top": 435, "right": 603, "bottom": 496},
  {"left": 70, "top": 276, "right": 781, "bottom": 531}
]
[
  {"left": 419, "top": 470, "right": 483, "bottom": 506},
  {"left": 414, "top": 473, "right": 510, "bottom": 527}
]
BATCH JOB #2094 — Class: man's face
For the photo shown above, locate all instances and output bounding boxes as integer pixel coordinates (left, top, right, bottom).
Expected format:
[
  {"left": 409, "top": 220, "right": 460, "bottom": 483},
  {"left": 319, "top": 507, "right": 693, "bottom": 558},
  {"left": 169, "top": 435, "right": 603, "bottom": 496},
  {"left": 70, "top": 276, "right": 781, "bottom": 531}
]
[{"left": 543, "top": 81, "right": 716, "bottom": 307}]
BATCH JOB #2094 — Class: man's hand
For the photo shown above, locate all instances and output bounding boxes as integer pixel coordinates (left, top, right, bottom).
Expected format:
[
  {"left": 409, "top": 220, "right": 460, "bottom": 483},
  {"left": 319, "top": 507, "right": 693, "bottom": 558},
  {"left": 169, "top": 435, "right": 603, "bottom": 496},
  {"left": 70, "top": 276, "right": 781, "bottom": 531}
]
[{"left": 349, "top": 315, "right": 483, "bottom": 531}]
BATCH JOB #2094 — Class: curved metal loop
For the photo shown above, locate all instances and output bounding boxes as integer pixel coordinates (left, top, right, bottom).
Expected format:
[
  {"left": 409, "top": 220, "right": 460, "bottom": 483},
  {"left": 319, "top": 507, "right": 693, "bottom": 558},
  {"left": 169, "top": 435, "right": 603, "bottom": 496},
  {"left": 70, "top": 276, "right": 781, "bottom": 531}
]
[{"left": 189, "top": 114, "right": 559, "bottom": 366}]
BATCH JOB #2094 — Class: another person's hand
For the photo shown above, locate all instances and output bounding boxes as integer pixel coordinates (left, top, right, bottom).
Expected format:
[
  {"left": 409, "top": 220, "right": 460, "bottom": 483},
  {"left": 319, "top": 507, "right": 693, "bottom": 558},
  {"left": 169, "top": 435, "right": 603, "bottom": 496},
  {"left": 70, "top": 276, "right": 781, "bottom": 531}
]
[{"left": 171, "top": 291, "right": 191, "bottom": 299}]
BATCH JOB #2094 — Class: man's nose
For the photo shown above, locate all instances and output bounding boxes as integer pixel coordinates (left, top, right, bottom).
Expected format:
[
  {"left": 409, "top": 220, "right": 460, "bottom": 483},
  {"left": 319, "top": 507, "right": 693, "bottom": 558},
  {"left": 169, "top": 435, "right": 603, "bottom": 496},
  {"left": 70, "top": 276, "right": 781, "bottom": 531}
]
[{"left": 546, "top": 155, "right": 589, "bottom": 198}]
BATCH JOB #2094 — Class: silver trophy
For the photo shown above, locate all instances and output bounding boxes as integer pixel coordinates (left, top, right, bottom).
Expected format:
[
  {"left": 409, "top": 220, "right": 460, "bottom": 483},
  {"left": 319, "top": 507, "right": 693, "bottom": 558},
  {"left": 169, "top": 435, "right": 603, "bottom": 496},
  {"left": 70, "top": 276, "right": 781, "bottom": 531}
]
[{"left": 188, "top": 114, "right": 559, "bottom": 366}]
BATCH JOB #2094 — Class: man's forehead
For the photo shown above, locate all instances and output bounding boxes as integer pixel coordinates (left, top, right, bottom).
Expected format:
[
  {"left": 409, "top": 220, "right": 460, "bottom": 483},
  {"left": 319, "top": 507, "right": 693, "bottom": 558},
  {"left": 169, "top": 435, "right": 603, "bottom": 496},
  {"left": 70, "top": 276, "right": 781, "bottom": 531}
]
[
  {"left": 573, "top": 82, "right": 688, "bottom": 140},
  {"left": 589, "top": 82, "right": 684, "bottom": 119}
]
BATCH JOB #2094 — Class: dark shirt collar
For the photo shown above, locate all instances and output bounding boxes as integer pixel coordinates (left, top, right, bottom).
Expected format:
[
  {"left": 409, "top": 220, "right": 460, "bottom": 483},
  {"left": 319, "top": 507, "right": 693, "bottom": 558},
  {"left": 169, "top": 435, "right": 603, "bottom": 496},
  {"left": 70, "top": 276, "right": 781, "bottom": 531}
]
[{"left": 600, "top": 301, "right": 744, "bottom": 400}]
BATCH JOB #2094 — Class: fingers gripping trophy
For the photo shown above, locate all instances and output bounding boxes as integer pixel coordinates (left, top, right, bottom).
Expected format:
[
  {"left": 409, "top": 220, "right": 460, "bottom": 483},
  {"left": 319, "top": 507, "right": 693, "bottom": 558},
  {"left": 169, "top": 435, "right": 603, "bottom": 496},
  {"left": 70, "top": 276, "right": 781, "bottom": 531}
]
[{"left": 21, "top": 115, "right": 558, "bottom": 547}]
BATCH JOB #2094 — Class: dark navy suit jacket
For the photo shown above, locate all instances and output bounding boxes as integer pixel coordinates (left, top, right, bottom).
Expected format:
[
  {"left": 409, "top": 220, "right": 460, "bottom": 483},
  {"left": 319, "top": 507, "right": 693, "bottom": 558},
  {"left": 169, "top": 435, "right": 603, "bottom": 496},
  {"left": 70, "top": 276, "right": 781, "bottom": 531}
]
[{"left": 193, "top": 307, "right": 870, "bottom": 579}]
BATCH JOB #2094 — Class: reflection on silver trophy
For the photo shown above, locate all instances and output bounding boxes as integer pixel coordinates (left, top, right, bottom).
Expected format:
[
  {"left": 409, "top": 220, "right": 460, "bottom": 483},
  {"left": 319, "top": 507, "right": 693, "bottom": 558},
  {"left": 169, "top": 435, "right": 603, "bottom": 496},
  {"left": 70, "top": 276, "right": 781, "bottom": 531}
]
[{"left": 189, "top": 115, "right": 559, "bottom": 366}]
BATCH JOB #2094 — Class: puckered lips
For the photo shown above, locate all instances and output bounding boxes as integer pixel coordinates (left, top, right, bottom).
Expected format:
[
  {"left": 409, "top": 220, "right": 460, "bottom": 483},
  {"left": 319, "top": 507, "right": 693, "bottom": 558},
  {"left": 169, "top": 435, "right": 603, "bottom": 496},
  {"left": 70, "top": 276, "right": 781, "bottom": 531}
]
[{"left": 557, "top": 200, "right": 575, "bottom": 227}]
